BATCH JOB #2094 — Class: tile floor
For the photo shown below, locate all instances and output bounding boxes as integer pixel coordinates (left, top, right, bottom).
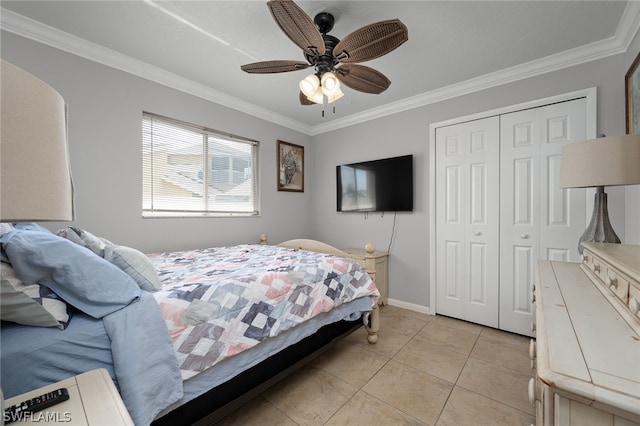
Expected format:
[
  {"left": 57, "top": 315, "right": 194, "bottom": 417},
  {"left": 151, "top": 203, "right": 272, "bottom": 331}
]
[{"left": 216, "top": 305, "right": 535, "bottom": 426}]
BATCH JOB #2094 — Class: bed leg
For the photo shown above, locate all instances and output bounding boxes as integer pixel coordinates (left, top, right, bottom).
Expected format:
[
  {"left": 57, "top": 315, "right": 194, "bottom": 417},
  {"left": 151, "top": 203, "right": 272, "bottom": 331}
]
[{"left": 366, "top": 304, "right": 379, "bottom": 344}]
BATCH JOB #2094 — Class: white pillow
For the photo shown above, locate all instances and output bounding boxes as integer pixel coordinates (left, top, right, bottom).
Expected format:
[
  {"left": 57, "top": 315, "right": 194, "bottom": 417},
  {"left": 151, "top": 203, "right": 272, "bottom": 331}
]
[{"left": 104, "top": 244, "right": 162, "bottom": 292}]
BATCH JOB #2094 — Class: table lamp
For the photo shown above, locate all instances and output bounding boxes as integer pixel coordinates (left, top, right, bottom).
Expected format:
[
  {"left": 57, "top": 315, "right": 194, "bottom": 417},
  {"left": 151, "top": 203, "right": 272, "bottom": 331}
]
[
  {"left": 560, "top": 134, "right": 640, "bottom": 254},
  {"left": 1, "top": 60, "right": 75, "bottom": 222}
]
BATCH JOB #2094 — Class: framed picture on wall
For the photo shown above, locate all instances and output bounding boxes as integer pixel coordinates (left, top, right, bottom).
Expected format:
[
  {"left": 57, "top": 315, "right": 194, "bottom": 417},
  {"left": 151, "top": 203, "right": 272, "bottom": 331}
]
[
  {"left": 625, "top": 51, "right": 640, "bottom": 134},
  {"left": 277, "top": 140, "right": 304, "bottom": 192}
]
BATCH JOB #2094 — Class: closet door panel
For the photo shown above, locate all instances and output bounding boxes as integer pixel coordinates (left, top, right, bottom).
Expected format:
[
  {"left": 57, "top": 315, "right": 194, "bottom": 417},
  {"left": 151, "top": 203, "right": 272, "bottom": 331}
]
[
  {"left": 436, "top": 116, "right": 499, "bottom": 327},
  {"left": 499, "top": 99, "right": 587, "bottom": 336},
  {"left": 539, "top": 101, "right": 587, "bottom": 263}
]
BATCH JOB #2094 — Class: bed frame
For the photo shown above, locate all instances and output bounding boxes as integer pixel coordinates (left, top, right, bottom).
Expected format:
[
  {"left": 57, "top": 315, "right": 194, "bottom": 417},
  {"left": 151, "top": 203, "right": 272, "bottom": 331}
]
[{"left": 152, "top": 236, "right": 380, "bottom": 426}]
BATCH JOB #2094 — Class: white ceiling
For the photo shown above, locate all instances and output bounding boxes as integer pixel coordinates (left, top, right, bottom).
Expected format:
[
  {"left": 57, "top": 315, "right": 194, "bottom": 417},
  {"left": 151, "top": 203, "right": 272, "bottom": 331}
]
[{"left": 1, "top": 1, "right": 638, "bottom": 135}]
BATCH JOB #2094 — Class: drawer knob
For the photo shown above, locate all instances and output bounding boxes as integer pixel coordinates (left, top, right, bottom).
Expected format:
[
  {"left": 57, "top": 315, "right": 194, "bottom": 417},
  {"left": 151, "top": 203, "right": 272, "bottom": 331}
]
[
  {"left": 528, "top": 378, "right": 536, "bottom": 404},
  {"left": 607, "top": 276, "right": 618, "bottom": 290},
  {"left": 531, "top": 321, "right": 536, "bottom": 333},
  {"left": 529, "top": 339, "right": 536, "bottom": 361},
  {"left": 593, "top": 263, "right": 600, "bottom": 273},
  {"left": 630, "top": 297, "right": 639, "bottom": 314}
]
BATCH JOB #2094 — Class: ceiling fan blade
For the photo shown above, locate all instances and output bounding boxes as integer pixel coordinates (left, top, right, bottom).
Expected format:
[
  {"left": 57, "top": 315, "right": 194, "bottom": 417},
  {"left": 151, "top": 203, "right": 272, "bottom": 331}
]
[
  {"left": 241, "top": 60, "right": 310, "bottom": 74},
  {"left": 267, "top": 0, "right": 325, "bottom": 57},
  {"left": 299, "top": 91, "right": 315, "bottom": 105},
  {"left": 334, "top": 19, "right": 408, "bottom": 64},
  {"left": 335, "top": 64, "right": 391, "bottom": 94}
]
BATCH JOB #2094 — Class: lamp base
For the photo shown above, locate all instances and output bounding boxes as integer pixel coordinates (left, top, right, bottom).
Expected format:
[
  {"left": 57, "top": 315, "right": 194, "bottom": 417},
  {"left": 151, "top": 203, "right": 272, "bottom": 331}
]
[{"left": 578, "top": 187, "right": 620, "bottom": 254}]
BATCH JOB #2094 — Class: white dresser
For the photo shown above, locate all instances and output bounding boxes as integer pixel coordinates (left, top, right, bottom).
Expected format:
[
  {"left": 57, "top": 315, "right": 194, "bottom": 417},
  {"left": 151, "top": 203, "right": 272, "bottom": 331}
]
[{"left": 531, "top": 243, "right": 640, "bottom": 426}]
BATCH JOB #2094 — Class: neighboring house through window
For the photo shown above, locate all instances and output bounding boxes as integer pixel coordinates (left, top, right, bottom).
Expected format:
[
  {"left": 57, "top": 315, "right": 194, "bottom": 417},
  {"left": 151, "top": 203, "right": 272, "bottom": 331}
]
[{"left": 142, "top": 112, "right": 259, "bottom": 217}]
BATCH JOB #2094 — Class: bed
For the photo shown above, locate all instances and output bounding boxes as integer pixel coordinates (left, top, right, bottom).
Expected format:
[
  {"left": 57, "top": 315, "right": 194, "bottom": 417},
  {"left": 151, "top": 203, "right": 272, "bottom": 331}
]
[{"left": 0, "top": 225, "right": 380, "bottom": 425}]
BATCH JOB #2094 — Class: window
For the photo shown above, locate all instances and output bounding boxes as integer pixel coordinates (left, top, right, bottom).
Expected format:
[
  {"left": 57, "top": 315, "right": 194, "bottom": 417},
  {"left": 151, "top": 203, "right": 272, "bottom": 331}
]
[{"left": 142, "top": 112, "right": 259, "bottom": 217}]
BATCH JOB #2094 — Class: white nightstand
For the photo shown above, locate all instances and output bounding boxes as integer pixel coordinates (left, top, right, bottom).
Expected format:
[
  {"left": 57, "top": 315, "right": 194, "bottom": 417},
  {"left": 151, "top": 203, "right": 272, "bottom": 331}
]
[
  {"left": 341, "top": 246, "right": 389, "bottom": 305},
  {"left": 3, "top": 369, "right": 133, "bottom": 425}
]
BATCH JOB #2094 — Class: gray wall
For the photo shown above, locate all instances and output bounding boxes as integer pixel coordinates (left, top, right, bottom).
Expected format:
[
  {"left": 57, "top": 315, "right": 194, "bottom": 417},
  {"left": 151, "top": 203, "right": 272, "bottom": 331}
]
[
  {"left": 3, "top": 30, "right": 637, "bottom": 312},
  {"left": 310, "top": 53, "right": 632, "bottom": 310},
  {"left": 1, "top": 32, "right": 313, "bottom": 252}
]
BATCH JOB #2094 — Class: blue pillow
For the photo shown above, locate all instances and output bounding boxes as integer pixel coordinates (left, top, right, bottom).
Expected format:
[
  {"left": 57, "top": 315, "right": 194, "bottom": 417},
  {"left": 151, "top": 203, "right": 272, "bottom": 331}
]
[
  {"left": 12, "top": 222, "right": 53, "bottom": 233},
  {"left": 0, "top": 230, "right": 140, "bottom": 319}
]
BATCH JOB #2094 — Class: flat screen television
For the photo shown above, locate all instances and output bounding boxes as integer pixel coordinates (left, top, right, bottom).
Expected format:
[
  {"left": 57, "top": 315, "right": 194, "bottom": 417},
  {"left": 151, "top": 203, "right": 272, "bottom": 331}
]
[{"left": 336, "top": 154, "right": 413, "bottom": 212}]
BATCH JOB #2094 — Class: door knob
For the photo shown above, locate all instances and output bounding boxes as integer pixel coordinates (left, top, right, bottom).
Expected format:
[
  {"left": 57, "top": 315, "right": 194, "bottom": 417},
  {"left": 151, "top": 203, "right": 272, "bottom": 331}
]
[
  {"left": 520, "top": 234, "right": 530, "bottom": 239},
  {"left": 474, "top": 231, "right": 482, "bottom": 236}
]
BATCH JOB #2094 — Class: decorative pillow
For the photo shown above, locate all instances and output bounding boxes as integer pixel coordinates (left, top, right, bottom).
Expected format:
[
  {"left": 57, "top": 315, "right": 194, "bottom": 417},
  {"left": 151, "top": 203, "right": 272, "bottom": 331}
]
[
  {"left": 1, "top": 263, "right": 70, "bottom": 329},
  {"left": 57, "top": 227, "right": 161, "bottom": 292},
  {"left": 104, "top": 244, "right": 162, "bottom": 292},
  {"left": 0, "top": 230, "right": 140, "bottom": 319}
]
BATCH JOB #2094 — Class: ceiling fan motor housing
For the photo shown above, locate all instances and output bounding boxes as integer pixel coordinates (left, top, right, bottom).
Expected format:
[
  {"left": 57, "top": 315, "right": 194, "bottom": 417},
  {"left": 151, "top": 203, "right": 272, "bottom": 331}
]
[
  {"left": 314, "top": 12, "right": 335, "bottom": 34},
  {"left": 305, "top": 33, "right": 339, "bottom": 73}
]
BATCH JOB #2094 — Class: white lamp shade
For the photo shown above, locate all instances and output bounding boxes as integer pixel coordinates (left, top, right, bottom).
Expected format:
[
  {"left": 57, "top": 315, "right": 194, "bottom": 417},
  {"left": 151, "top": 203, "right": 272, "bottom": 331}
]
[
  {"left": 306, "top": 86, "right": 324, "bottom": 104},
  {"left": 1, "top": 60, "right": 75, "bottom": 222},
  {"left": 560, "top": 134, "right": 640, "bottom": 188},
  {"left": 321, "top": 72, "right": 340, "bottom": 96},
  {"left": 299, "top": 74, "right": 319, "bottom": 98},
  {"left": 326, "top": 87, "right": 344, "bottom": 103}
]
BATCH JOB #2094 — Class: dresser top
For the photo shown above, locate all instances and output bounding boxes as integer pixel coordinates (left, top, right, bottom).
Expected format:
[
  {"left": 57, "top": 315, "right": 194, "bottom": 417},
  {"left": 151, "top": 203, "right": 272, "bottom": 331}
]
[
  {"left": 536, "top": 261, "right": 640, "bottom": 418},
  {"left": 581, "top": 242, "right": 640, "bottom": 282}
]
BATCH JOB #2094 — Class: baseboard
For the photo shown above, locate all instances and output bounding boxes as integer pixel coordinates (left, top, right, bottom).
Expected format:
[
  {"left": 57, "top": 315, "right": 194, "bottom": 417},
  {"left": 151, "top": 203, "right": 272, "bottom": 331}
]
[{"left": 386, "top": 298, "right": 433, "bottom": 315}]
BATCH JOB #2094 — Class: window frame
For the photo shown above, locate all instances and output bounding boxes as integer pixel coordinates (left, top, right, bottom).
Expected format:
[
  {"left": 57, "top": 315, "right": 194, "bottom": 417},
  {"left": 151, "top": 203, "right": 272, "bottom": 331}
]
[{"left": 142, "top": 112, "right": 260, "bottom": 218}]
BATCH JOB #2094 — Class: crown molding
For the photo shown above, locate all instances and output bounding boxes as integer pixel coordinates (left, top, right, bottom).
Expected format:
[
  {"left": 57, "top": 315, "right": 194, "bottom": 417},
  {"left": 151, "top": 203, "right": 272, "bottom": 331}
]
[
  {"left": 0, "top": 8, "right": 313, "bottom": 135},
  {"left": 3, "top": 3, "right": 639, "bottom": 137},
  {"left": 310, "top": 1, "right": 640, "bottom": 136}
]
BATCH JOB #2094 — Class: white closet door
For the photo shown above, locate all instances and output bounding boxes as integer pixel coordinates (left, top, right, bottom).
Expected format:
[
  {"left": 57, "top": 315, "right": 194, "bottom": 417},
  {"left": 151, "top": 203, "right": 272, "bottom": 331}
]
[
  {"left": 435, "top": 116, "right": 500, "bottom": 327},
  {"left": 499, "top": 99, "right": 587, "bottom": 336}
]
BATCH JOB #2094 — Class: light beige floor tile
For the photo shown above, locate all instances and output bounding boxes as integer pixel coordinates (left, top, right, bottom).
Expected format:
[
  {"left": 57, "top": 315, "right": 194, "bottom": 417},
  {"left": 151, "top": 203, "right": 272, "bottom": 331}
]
[
  {"left": 326, "top": 391, "right": 425, "bottom": 426},
  {"left": 214, "top": 396, "right": 296, "bottom": 426},
  {"left": 363, "top": 360, "right": 453, "bottom": 425},
  {"left": 436, "top": 387, "right": 535, "bottom": 426},
  {"left": 433, "top": 315, "right": 483, "bottom": 336},
  {"left": 457, "top": 357, "right": 534, "bottom": 415},
  {"left": 415, "top": 321, "right": 479, "bottom": 355},
  {"left": 311, "top": 338, "right": 389, "bottom": 388},
  {"left": 344, "top": 321, "right": 415, "bottom": 358},
  {"left": 471, "top": 336, "right": 533, "bottom": 375},
  {"left": 264, "top": 365, "right": 358, "bottom": 426},
  {"left": 394, "top": 338, "right": 467, "bottom": 383}
]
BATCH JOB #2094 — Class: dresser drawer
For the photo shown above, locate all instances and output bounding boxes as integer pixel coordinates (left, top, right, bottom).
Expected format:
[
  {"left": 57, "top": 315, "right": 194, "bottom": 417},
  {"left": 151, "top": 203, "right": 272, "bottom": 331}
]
[
  {"left": 629, "top": 282, "right": 640, "bottom": 320},
  {"left": 606, "top": 267, "right": 631, "bottom": 302},
  {"left": 582, "top": 249, "right": 607, "bottom": 282}
]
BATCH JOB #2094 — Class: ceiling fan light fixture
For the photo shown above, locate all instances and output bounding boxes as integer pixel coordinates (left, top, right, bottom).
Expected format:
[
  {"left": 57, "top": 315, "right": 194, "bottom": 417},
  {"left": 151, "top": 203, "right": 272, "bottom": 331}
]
[
  {"left": 321, "top": 72, "right": 340, "bottom": 96},
  {"left": 299, "top": 73, "right": 319, "bottom": 98},
  {"left": 326, "top": 86, "right": 344, "bottom": 103},
  {"left": 307, "top": 86, "right": 324, "bottom": 104}
]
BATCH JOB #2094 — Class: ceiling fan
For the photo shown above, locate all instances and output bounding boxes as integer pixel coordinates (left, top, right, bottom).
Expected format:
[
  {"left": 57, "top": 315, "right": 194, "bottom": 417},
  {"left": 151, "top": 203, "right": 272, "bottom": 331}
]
[{"left": 240, "top": 0, "right": 408, "bottom": 110}]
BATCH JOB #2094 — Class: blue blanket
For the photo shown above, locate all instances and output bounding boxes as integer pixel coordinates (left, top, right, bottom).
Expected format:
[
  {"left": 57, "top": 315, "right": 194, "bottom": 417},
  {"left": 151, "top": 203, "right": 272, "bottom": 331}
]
[{"left": 1, "top": 292, "right": 183, "bottom": 426}]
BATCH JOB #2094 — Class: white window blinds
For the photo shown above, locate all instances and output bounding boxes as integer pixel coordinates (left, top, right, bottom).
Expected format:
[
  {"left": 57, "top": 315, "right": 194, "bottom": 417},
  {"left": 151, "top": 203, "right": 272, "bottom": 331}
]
[{"left": 142, "top": 112, "right": 259, "bottom": 217}]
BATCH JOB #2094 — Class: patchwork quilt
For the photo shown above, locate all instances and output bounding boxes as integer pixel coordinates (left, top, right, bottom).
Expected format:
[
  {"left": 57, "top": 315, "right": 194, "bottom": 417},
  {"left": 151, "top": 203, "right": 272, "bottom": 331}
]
[{"left": 148, "top": 244, "right": 379, "bottom": 379}]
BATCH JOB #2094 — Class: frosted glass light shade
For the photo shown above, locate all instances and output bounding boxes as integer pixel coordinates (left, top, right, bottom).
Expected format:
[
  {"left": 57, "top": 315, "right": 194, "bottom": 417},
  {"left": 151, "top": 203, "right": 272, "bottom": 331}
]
[
  {"left": 321, "top": 72, "right": 340, "bottom": 96},
  {"left": 299, "top": 74, "right": 319, "bottom": 98},
  {"left": 326, "top": 87, "right": 344, "bottom": 103},
  {"left": 1, "top": 60, "right": 75, "bottom": 222},
  {"left": 560, "top": 134, "right": 640, "bottom": 188},
  {"left": 306, "top": 86, "right": 324, "bottom": 104}
]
